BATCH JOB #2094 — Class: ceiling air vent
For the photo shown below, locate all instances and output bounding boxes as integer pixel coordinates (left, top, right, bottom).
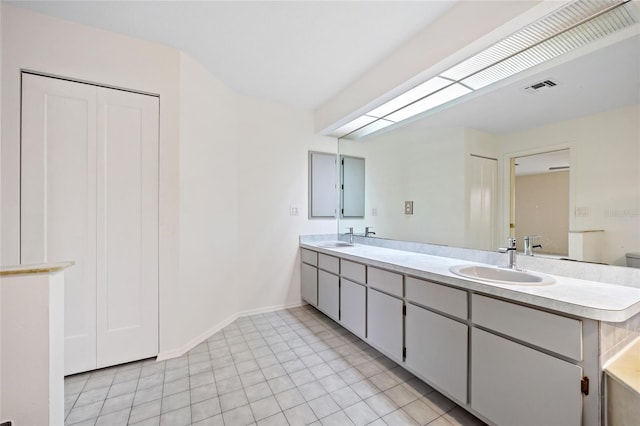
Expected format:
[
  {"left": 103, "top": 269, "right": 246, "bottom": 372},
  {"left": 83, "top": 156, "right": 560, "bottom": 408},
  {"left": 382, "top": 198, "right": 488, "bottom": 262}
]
[{"left": 525, "top": 79, "right": 559, "bottom": 93}]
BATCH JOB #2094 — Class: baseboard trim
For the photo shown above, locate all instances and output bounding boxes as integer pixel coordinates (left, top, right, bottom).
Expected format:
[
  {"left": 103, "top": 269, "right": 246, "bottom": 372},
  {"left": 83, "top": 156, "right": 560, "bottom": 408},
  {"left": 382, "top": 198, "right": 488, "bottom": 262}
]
[{"left": 156, "top": 300, "right": 306, "bottom": 361}]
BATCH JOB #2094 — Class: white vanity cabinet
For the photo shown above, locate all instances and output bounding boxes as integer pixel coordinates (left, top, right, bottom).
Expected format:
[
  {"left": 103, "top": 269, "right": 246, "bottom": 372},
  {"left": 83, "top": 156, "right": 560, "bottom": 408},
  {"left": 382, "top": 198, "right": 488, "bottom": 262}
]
[
  {"left": 317, "top": 254, "right": 340, "bottom": 321},
  {"left": 366, "top": 267, "right": 404, "bottom": 362},
  {"left": 471, "top": 294, "right": 584, "bottom": 426},
  {"left": 405, "top": 277, "right": 468, "bottom": 403},
  {"left": 340, "top": 260, "right": 366, "bottom": 338},
  {"left": 300, "top": 249, "right": 318, "bottom": 306}
]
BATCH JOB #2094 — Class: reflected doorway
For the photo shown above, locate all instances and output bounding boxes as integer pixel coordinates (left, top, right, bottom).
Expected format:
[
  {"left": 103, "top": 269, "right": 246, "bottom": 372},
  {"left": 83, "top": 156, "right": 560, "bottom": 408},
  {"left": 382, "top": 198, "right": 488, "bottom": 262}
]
[{"left": 511, "top": 149, "right": 570, "bottom": 255}]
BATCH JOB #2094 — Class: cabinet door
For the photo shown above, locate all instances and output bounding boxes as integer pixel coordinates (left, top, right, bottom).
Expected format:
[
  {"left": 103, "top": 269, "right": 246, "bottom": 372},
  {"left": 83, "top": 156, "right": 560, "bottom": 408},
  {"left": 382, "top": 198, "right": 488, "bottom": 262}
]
[
  {"left": 301, "top": 263, "right": 318, "bottom": 306},
  {"left": 340, "top": 279, "right": 366, "bottom": 338},
  {"left": 471, "top": 328, "right": 582, "bottom": 426},
  {"left": 367, "top": 288, "right": 403, "bottom": 362},
  {"left": 406, "top": 304, "right": 467, "bottom": 403},
  {"left": 318, "top": 270, "right": 339, "bottom": 321}
]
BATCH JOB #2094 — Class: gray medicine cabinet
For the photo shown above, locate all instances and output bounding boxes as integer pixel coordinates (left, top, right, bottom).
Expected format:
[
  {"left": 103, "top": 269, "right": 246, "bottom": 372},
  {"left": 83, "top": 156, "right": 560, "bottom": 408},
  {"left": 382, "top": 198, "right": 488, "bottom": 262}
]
[{"left": 308, "top": 151, "right": 365, "bottom": 219}]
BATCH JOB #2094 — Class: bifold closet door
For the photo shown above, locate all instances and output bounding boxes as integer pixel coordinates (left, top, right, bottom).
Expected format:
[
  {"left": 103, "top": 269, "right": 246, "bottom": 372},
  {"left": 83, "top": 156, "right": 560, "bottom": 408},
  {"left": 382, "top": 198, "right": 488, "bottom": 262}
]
[
  {"left": 95, "top": 87, "right": 159, "bottom": 369},
  {"left": 21, "top": 73, "right": 159, "bottom": 375},
  {"left": 21, "top": 74, "right": 99, "bottom": 374}
]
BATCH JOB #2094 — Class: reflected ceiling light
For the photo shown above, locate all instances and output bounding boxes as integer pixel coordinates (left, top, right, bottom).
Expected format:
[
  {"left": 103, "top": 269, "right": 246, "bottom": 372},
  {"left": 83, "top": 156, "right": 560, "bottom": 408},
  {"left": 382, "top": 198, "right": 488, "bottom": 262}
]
[{"left": 332, "top": 0, "right": 639, "bottom": 140}]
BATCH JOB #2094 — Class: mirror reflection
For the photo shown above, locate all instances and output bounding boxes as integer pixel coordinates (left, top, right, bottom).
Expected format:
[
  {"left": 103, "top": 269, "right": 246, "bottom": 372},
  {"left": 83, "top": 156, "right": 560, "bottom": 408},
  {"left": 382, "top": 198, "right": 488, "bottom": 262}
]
[{"left": 338, "top": 32, "right": 640, "bottom": 267}]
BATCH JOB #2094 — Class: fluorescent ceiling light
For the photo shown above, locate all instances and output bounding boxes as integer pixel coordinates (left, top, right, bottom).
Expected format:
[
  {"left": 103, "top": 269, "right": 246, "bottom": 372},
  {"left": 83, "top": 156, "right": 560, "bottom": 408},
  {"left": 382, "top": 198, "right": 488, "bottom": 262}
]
[
  {"left": 367, "top": 77, "right": 452, "bottom": 118},
  {"left": 330, "top": 115, "right": 377, "bottom": 137},
  {"left": 348, "top": 119, "right": 395, "bottom": 139},
  {"left": 385, "top": 84, "right": 472, "bottom": 123},
  {"left": 334, "top": 0, "right": 638, "bottom": 140}
]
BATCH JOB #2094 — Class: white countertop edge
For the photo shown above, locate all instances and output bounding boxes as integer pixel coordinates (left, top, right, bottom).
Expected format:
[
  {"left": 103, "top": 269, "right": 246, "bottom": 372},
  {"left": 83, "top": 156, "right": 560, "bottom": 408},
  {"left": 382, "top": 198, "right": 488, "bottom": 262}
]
[
  {"left": 300, "top": 242, "right": 640, "bottom": 323},
  {"left": 0, "top": 261, "right": 75, "bottom": 276}
]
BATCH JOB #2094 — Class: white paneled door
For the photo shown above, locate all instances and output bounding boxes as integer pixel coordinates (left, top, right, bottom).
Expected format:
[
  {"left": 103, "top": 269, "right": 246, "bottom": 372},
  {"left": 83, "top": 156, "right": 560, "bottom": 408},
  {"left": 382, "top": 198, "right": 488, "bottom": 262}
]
[{"left": 21, "top": 73, "right": 159, "bottom": 375}]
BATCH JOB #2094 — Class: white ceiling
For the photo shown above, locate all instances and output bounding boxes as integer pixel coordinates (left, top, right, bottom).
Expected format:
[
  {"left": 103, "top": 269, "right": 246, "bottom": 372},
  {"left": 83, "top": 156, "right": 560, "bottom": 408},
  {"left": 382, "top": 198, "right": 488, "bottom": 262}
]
[
  {"left": 515, "top": 149, "right": 570, "bottom": 176},
  {"left": 8, "top": 0, "right": 457, "bottom": 110}
]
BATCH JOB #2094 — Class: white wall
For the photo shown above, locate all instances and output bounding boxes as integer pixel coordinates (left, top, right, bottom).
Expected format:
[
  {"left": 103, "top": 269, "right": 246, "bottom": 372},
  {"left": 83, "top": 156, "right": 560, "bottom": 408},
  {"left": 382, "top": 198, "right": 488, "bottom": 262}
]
[
  {"left": 236, "top": 95, "right": 337, "bottom": 313},
  {"left": 0, "top": 5, "right": 338, "bottom": 362},
  {"left": 498, "top": 104, "right": 640, "bottom": 265},
  {"left": 176, "top": 53, "right": 240, "bottom": 354}
]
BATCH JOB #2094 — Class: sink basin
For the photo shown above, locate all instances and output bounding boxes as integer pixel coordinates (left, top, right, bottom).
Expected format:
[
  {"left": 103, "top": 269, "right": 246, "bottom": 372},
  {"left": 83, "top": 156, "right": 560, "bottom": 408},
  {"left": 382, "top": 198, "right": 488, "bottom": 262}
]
[
  {"left": 449, "top": 265, "right": 555, "bottom": 286},
  {"left": 317, "top": 241, "right": 355, "bottom": 248}
]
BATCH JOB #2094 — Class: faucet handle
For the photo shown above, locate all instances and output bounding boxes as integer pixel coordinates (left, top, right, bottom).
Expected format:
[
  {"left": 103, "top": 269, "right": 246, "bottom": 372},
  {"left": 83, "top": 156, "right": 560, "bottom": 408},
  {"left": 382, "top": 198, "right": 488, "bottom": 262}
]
[{"left": 508, "top": 237, "right": 516, "bottom": 248}]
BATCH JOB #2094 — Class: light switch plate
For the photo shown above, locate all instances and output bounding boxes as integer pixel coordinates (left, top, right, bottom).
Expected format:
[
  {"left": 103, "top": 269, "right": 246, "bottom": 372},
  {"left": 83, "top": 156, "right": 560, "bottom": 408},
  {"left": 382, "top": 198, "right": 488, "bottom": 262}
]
[{"left": 404, "top": 201, "right": 414, "bottom": 215}]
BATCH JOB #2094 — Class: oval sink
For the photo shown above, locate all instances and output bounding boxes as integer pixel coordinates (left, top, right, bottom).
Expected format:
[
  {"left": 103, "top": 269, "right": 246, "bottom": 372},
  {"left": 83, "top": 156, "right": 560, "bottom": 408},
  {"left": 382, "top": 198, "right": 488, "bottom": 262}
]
[
  {"left": 317, "top": 241, "right": 355, "bottom": 248},
  {"left": 449, "top": 265, "right": 555, "bottom": 286}
]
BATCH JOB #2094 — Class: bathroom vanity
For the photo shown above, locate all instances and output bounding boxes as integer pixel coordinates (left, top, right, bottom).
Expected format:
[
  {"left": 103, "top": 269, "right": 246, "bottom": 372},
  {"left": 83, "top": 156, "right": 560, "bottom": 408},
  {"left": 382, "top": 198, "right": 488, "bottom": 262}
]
[{"left": 299, "top": 239, "right": 640, "bottom": 426}]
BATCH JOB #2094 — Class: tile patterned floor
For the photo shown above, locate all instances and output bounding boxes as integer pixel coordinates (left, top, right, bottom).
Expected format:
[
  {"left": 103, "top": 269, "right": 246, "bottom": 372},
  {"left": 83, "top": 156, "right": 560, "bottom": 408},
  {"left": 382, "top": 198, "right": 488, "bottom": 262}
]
[{"left": 65, "top": 305, "right": 486, "bottom": 426}]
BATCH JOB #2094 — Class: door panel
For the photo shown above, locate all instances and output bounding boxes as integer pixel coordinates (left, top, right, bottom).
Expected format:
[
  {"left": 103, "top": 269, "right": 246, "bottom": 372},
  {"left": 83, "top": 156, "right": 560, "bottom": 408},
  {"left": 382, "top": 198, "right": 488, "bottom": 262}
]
[
  {"left": 21, "top": 74, "right": 98, "bottom": 374},
  {"left": 367, "top": 288, "right": 403, "bottom": 362},
  {"left": 96, "top": 88, "right": 159, "bottom": 368}
]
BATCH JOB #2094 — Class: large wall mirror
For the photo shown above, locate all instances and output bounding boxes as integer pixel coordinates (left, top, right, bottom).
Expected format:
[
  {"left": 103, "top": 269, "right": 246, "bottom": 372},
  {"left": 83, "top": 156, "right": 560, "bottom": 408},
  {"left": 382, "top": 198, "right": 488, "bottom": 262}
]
[{"left": 338, "top": 30, "right": 640, "bottom": 267}]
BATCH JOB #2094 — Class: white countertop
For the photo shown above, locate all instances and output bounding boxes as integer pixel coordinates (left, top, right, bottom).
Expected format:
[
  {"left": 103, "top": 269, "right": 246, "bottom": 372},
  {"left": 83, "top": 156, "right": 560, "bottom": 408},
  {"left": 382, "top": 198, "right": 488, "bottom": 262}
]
[
  {"left": 300, "top": 242, "right": 640, "bottom": 323},
  {"left": 0, "top": 261, "right": 75, "bottom": 276}
]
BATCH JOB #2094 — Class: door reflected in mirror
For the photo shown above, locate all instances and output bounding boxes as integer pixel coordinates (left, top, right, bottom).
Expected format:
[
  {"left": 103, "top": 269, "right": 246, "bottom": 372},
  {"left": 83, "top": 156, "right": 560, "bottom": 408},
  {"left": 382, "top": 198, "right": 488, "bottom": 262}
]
[{"left": 512, "top": 149, "right": 570, "bottom": 257}]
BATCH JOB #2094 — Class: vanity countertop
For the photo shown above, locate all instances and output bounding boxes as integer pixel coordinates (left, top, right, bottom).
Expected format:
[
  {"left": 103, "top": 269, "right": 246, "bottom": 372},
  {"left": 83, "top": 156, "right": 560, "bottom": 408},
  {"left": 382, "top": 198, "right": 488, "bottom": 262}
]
[{"left": 300, "top": 242, "right": 640, "bottom": 322}]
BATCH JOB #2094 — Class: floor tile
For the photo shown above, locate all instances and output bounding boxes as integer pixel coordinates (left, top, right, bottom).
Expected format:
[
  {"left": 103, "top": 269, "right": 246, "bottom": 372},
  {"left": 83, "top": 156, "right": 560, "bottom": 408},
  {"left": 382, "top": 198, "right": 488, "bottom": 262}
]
[
  {"left": 161, "top": 390, "right": 191, "bottom": 413},
  {"left": 284, "top": 402, "right": 318, "bottom": 425},
  {"left": 403, "top": 399, "right": 440, "bottom": 425},
  {"left": 321, "top": 410, "right": 356, "bottom": 426},
  {"left": 190, "top": 397, "right": 222, "bottom": 423},
  {"left": 365, "top": 393, "right": 398, "bottom": 417},
  {"left": 101, "top": 392, "right": 135, "bottom": 416},
  {"left": 298, "top": 381, "right": 328, "bottom": 402},
  {"left": 66, "top": 400, "right": 103, "bottom": 425},
  {"left": 384, "top": 383, "right": 419, "bottom": 407},
  {"left": 220, "top": 388, "right": 249, "bottom": 412},
  {"left": 308, "top": 394, "right": 341, "bottom": 419},
  {"left": 222, "top": 404, "right": 255, "bottom": 426},
  {"left": 75, "top": 386, "right": 110, "bottom": 407},
  {"left": 275, "top": 387, "right": 305, "bottom": 410},
  {"left": 160, "top": 406, "right": 191, "bottom": 426},
  {"left": 343, "top": 401, "right": 379, "bottom": 426},
  {"left": 190, "top": 382, "right": 218, "bottom": 404},
  {"left": 95, "top": 407, "right": 131, "bottom": 426},
  {"left": 257, "top": 411, "right": 288, "bottom": 426},
  {"left": 250, "top": 395, "right": 281, "bottom": 421},
  {"left": 331, "top": 386, "right": 362, "bottom": 409},
  {"left": 133, "top": 385, "right": 163, "bottom": 406},
  {"left": 129, "top": 399, "right": 162, "bottom": 424}
]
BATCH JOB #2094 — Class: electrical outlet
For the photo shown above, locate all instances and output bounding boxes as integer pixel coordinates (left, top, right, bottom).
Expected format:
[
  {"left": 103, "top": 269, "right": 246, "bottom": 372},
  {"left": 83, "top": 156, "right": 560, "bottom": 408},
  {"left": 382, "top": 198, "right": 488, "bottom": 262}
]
[
  {"left": 575, "top": 206, "right": 589, "bottom": 217},
  {"left": 405, "top": 201, "right": 414, "bottom": 215},
  {"left": 289, "top": 205, "right": 299, "bottom": 216},
  {"left": 372, "top": 207, "right": 378, "bottom": 217}
]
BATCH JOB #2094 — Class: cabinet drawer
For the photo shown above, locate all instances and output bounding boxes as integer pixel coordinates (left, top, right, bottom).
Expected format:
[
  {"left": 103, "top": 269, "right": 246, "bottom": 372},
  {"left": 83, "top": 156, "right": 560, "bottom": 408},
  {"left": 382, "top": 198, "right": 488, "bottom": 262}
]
[
  {"left": 341, "top": 260, "right": 366, "bottom": 284},
  {"left": 472, "top": 294, "right": 582, "bottom": 361},
  {"left": 318, "top": 253, "right": 339, "bottom": 274},
  {"left": 367, "top": 267, "right": 403, "bottom": 297},
  {"left": 406, "top": 277, "right": 467, "bottom": 320},
  {"left": 301, "top": 248, "right": 317, "bottom": 266}
]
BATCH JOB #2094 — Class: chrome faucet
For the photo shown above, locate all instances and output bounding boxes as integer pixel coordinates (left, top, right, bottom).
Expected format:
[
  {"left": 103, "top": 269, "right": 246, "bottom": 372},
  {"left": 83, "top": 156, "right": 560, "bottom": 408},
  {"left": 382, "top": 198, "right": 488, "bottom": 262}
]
[
  {"left": 365, "top": 227, "right": 376, "bottom": 237},
  {"left": 344, "top": 227, "right": 354, "bottom": 245},
  {"left": 523, "top": 236, "right": 543, "bottom": 256},
  {"left": 498, "top": 237, "right": 518, "bottom": 269}
]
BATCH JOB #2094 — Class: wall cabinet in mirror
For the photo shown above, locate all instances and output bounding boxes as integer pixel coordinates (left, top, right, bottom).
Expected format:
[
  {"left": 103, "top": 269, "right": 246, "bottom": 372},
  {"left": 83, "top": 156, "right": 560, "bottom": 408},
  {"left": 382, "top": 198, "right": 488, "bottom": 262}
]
[
  {"left": 340, "top": 155, "right": 365, "bottom": 218},
  {"left": 309, "top": 151, "right": 337, "bottom": 218}
]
